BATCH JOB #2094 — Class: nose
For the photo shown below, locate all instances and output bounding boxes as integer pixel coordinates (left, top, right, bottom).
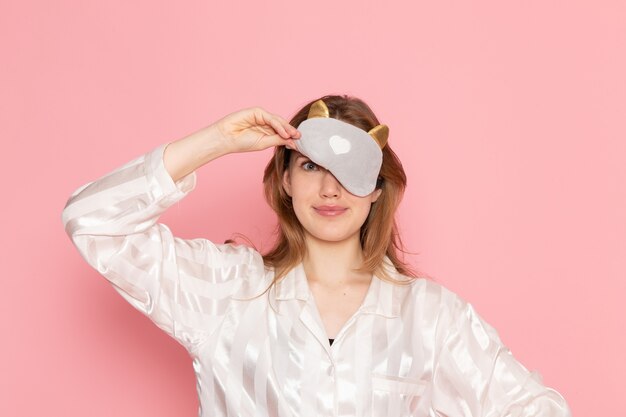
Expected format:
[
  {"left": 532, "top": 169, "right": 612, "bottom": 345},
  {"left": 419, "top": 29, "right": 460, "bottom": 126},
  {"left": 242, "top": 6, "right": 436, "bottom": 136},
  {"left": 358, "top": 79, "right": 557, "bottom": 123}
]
[{"left": 320, "top": 169, "right": 341, "bottom": 198}]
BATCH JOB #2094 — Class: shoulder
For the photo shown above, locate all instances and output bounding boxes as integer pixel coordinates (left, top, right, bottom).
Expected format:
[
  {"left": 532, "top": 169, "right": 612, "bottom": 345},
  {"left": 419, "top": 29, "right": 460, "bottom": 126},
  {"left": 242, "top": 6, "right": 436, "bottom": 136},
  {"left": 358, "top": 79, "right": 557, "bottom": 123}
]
[
  {"left": 190, "top": 240, "right": 263, "bottom": 271},
  {"left": 185, "top": 240, "right": 268, "bottom": 287},
  {"left": 391, "top": 275, "right": 494, "bottom": 348},
  {"left": 221, "top": 243, "right": 274, "bottom": 299},
  {"left": 213, "top": 242, "right": 266, "bottom": 274},
  {"left": 392, "top": 270, "right": 463, "bottom": 305},
  {"left": 391, "top": 272, "right": 470, "bottom": 321},
  {"left": 409, "top": 277, "right": 505, "bottom": 346},
  {"left": 381, "top": 257, "right": 465, "bottom": 312}
]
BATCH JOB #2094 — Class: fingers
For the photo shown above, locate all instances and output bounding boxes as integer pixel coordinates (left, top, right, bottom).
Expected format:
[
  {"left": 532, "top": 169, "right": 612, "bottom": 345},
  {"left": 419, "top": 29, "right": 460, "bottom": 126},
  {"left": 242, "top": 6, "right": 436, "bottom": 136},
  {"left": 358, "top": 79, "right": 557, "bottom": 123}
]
[
  {"left": 270, "top": 117, "right": 300, "bottom": 140},
  {"left": 256, "top": 108, "right": 300, "bottom": 140},
  {"left": 284, "top": 139, "right": 297, "bottom": 150}
]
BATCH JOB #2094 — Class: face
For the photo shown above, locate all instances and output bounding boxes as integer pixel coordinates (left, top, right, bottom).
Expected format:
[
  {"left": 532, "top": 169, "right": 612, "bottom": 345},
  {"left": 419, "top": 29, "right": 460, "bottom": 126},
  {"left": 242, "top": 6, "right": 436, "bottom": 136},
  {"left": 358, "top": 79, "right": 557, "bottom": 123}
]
[{"left": 282, "top": 151, "right": 382, "bottom": 244}]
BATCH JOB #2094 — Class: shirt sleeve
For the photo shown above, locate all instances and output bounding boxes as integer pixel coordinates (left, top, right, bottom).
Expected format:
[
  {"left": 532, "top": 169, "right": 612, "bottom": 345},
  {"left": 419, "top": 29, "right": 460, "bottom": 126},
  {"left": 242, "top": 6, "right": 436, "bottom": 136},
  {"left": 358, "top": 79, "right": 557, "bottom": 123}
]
[
  {"left": 431, "top": 292, "right": 572, "bottom": 417},
  {"left": 61, "top": 142, "right": 262, "bottom": 354}
]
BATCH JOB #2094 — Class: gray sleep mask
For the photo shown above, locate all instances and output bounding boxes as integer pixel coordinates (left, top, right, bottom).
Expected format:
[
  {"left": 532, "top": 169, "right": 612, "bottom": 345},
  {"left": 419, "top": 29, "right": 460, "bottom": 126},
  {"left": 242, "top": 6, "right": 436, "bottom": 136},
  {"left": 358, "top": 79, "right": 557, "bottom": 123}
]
[{"left": 293, "top": 99, "right": 389, "bottom": 196}]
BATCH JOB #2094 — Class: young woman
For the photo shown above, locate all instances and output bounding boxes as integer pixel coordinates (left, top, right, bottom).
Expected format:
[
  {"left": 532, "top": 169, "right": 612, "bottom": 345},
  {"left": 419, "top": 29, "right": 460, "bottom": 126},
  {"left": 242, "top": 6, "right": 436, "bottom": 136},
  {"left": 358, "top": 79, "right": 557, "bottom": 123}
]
[{"left": 61, "top": 95, "right": 571, "bottom": 416}]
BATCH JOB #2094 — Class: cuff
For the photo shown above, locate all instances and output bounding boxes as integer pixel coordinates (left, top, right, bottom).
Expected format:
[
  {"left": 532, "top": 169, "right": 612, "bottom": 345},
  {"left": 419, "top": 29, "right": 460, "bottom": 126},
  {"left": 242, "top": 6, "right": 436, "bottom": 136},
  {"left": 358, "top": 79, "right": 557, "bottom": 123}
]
[{"left": 145, "top": 142, "right": 197, "bottom": 203}]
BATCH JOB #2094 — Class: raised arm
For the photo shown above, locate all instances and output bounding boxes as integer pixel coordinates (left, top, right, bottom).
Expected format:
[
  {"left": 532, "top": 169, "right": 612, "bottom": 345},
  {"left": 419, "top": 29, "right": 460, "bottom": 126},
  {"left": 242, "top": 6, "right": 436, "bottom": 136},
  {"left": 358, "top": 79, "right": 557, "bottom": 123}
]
[
  {"left": 164, "top": 106, "right": 300, "bottom": 183},
  {"left": 61, "top": 108, "right": 300, "bottom": 354}
]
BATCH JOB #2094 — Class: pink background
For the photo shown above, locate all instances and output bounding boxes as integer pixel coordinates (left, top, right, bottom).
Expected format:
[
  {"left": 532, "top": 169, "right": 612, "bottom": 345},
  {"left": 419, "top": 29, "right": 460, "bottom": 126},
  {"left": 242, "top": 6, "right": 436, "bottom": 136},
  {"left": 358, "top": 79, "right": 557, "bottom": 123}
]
[{"left": 1, "top": 1, "right": 624, "bottom": 415}]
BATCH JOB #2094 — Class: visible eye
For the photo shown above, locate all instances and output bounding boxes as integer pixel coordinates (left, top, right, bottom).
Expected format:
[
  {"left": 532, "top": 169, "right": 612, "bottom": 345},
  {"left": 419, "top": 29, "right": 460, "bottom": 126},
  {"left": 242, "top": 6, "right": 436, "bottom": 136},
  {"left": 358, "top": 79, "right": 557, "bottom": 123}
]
[{"left": 301, "top": 160, "right": 319, "bottom": 171}]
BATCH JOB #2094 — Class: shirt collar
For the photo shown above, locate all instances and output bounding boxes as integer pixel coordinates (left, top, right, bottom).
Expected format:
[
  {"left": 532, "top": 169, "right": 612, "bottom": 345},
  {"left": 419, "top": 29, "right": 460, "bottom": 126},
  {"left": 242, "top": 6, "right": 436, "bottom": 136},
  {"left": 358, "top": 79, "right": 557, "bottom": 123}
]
[{"left": 273, "top": 256, "right": 413, "bottom": 318}]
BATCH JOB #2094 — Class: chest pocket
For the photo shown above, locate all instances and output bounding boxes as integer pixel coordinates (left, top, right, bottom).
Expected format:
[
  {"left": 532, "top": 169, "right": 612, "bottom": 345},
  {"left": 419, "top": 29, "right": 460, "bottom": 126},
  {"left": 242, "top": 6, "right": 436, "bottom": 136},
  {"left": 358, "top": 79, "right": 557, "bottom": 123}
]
[{"left": 371, "top": 374, "right": 429, "bottom": 416}]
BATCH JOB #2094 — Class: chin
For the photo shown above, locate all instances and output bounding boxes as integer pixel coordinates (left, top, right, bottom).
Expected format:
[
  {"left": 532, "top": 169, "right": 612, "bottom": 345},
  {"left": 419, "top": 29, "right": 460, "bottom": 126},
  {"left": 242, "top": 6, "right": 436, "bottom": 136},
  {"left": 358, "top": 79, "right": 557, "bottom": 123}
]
[
  {"left": 305, "top": 228, "right": 358, "bottom": 244},
  {"left": 314, "top": 235, "right": 349, "bottom": 244}
]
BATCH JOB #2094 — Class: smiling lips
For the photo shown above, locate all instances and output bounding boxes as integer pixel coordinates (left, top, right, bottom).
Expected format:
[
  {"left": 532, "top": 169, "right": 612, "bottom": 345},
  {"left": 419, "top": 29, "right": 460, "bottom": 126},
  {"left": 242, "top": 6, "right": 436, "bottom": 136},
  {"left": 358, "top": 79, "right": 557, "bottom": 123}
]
[{"left": 313, "top": 205, "right": 348, "bottom": 216}]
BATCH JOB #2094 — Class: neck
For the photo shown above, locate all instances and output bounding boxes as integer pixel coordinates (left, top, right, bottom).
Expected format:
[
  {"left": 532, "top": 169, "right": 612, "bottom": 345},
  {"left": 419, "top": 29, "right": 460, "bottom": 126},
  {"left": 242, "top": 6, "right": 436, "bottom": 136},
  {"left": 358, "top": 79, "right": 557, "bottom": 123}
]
[{"left": 302, "top": 232, "right": 370, "bottom": 287}]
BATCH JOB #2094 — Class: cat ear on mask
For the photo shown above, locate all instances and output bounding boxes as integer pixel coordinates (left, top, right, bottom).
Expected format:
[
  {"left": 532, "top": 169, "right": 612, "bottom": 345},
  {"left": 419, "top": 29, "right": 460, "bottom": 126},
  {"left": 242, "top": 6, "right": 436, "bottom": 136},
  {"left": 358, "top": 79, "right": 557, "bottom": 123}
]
[
  {"left": 307, "top": 99, "right": 389, "bottom": 149},
  {"left": 368, "top": 124, "right": 388, "bottom": 149}
]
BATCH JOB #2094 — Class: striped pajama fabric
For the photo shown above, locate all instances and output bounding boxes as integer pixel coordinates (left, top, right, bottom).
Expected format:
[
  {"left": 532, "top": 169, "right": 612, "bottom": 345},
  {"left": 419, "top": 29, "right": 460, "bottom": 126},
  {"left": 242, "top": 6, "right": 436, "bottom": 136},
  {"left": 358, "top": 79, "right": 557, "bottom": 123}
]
[{"left": 61, "top": 143, "right": 572, "bottom": 417}]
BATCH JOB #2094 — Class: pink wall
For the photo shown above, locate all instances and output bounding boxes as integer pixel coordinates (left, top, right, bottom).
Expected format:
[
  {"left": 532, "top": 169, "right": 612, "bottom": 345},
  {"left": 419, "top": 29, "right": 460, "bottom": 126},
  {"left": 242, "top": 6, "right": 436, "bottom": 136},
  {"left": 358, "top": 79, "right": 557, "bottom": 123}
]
[{"left": 1, "top": 1, "right": 623, "bottom": 415}]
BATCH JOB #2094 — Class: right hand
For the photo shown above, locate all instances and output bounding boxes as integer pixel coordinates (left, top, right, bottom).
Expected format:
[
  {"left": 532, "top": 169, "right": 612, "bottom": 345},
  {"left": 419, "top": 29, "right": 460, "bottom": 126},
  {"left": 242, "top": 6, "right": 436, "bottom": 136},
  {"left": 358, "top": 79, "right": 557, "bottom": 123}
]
[{"left": 213, "top": 106, "right": 301, "bottom": 154}]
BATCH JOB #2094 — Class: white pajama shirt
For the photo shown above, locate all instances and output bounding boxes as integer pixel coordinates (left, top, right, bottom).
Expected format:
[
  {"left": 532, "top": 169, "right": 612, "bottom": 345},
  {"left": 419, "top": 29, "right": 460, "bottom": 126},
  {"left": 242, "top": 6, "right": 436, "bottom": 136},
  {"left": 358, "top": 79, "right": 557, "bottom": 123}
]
[{"left": 61, "top": 143, "right": 572, "bottom": 417}]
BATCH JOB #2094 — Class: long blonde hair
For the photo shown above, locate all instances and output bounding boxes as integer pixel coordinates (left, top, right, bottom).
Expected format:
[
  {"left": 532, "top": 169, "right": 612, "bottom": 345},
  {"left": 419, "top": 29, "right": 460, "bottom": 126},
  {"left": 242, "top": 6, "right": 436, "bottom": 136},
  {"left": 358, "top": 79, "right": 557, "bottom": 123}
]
[{"left": 261, "top": 94, "right": 423, "bottom": 285}]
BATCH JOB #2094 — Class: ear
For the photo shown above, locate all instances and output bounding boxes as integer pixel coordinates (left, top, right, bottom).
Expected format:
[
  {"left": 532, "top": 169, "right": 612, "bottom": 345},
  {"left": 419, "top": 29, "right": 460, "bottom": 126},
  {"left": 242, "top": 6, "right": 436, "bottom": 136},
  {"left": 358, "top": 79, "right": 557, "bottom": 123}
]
[
  {"left": 370, "top": 188, "right": 382, "bottom": 203},
  {"left": 282, "top": 168, "right": 292, "bottom": 197}
]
